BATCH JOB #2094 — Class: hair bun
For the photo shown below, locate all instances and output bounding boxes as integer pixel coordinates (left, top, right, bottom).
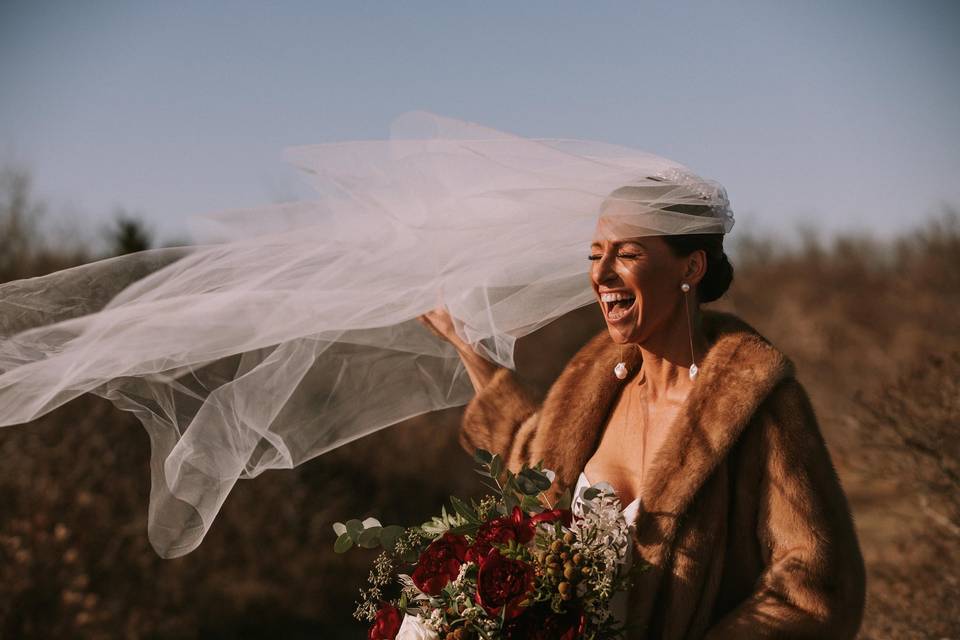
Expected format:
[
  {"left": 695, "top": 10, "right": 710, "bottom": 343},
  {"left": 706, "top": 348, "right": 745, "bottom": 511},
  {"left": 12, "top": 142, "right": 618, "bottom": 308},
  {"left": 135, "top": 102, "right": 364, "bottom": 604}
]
[{"left": 700, "top": 250, "right": 733, "bottom": 303}]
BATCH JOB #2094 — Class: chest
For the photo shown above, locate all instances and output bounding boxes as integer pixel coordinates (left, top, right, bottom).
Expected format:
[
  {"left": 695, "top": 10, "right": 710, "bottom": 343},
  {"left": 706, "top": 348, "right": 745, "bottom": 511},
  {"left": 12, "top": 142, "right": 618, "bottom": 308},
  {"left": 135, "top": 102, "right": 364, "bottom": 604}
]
[{"left": 583, "top": 383, "right": 687, "bottom": 506}]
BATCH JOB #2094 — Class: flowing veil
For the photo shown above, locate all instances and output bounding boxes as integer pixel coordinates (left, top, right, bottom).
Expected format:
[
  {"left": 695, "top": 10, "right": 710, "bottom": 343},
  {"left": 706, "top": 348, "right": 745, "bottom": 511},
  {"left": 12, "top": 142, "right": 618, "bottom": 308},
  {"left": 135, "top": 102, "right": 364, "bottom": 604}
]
[{"left": 0, "top": 111, "right": 733, "bottom": 557}]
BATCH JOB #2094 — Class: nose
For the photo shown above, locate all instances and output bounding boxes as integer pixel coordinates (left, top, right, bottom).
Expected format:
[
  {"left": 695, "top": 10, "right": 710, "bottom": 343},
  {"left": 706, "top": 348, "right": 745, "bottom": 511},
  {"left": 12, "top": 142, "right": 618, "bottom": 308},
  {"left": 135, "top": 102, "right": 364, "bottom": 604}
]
[{"left": 591, "top": 249, "right": 618, "bottom": 286}]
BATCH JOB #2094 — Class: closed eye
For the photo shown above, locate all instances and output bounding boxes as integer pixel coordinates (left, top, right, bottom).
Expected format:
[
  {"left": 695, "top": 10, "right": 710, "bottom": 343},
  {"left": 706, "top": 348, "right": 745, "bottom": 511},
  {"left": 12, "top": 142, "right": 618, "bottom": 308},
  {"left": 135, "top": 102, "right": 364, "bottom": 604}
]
[{"left": 588, "top": 252, "right": 640, "bottom": 261}]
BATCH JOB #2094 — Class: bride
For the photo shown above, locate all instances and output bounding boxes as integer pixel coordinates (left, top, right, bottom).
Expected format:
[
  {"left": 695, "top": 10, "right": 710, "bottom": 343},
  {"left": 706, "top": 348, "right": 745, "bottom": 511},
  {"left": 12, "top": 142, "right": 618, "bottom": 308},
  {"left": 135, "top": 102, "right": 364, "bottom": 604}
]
[{"left": 419, "top": 194, "right": 866, "bottom": 637}]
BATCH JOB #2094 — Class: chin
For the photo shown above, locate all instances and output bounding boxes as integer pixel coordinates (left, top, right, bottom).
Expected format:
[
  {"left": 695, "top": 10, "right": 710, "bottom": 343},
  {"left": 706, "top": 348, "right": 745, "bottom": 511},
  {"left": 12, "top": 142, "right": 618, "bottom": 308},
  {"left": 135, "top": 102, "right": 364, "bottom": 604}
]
[{"left": 603, "top": 318, "right": 642, "bottom": 344}]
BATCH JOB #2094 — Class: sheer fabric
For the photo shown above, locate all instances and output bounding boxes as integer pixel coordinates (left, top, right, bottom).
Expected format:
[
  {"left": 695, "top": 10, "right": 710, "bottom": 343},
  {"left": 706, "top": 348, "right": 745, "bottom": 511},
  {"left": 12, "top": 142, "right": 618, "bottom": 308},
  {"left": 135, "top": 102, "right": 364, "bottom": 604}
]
[{"left": 0, "top": 111, "right": 733, "bottom": 557}]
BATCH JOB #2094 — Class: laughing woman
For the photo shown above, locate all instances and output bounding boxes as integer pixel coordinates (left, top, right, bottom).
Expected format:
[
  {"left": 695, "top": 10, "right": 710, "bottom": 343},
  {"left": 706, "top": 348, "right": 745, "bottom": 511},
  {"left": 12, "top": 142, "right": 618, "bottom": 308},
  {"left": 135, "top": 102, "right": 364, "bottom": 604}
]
[{"left": 419, "top": 180, "right": 866, "bottom": 639}]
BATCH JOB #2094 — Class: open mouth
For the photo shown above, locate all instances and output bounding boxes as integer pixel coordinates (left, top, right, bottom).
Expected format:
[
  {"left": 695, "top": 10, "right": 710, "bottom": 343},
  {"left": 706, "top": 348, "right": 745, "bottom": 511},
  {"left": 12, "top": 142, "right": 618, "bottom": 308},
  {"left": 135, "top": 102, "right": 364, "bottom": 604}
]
[{"left": 599, "top": 292, "right": 636, "bottom": 322}]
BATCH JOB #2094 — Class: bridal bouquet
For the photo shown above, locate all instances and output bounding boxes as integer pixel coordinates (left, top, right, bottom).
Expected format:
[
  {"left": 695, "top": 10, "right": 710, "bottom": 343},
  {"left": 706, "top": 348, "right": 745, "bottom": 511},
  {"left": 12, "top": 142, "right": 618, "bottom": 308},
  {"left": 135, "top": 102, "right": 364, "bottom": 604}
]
[{"left": 333, "top": 449, "right": 644, "bottom": 639}]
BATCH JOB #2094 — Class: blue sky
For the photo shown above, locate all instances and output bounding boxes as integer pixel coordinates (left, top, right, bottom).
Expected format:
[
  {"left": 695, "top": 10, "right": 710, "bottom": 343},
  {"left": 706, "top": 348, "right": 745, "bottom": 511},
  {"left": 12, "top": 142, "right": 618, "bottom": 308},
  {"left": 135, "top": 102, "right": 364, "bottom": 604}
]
[{"left": 1, "top": 0, "right": 958, "bottom": 247}]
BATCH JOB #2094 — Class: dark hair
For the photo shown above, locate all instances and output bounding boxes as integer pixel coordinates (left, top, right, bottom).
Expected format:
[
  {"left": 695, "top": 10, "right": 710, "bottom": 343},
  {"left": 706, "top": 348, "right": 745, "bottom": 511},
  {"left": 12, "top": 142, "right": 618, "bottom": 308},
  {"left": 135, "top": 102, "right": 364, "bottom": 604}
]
[{"left": 661, "top": 233, "right": 734, "bottom": 303}]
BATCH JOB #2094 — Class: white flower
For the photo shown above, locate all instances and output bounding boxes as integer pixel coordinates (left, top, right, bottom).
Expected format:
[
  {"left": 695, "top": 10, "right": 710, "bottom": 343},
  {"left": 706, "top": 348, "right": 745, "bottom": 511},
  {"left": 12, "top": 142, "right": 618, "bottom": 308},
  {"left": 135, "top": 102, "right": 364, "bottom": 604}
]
[{"left": 397, "top": 614, "right": 439, "bottom": 640}]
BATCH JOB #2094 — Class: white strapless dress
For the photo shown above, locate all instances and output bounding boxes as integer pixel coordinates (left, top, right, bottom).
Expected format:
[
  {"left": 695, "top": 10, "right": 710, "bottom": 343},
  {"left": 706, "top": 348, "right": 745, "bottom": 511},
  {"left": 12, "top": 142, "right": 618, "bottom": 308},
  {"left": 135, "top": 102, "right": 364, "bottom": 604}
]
[{"left": 571, "top": 471, "right": 641, "bottom": 628}]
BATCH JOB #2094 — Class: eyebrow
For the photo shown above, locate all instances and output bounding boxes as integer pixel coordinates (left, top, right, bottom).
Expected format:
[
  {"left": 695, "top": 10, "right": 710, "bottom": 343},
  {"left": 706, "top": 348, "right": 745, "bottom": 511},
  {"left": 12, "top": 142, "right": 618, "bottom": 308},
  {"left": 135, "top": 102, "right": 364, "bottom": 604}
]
[{"left": 590, "top": 238, "right": 646, "bottom": 249}]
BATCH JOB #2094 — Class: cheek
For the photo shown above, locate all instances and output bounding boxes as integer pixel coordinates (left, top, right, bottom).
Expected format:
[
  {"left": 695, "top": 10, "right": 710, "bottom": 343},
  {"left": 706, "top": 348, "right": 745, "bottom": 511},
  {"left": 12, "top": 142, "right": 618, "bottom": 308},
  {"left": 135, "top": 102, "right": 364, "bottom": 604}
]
[
  {"left": 622, "top": 262, "right": 657, "bottom": 290},
  {"left": 625, "top": 264, "right": 675, "bottom": 306}
]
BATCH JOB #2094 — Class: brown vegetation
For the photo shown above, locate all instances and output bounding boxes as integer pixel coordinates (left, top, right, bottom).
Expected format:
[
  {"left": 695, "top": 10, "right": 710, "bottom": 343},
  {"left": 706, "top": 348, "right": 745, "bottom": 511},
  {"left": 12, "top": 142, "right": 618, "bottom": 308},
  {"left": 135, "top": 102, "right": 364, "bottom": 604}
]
[{"left": 1, "top": 170, "right": 957, "bottom": 638}]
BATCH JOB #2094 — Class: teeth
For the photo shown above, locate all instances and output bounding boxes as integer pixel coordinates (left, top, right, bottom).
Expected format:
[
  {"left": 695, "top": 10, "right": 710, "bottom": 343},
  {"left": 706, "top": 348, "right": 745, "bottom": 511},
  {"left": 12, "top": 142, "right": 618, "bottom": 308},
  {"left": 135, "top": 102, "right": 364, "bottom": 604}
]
[{"left": 600, "top": 292, "right": 636, "bottom": 303}]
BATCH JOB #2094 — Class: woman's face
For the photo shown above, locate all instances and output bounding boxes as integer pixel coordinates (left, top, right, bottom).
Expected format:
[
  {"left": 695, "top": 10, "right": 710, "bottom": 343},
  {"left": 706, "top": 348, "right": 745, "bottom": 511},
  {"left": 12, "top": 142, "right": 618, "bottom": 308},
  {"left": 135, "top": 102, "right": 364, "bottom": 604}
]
[{"left": 588, "top": 231, "right": 692, "bottom": 344}]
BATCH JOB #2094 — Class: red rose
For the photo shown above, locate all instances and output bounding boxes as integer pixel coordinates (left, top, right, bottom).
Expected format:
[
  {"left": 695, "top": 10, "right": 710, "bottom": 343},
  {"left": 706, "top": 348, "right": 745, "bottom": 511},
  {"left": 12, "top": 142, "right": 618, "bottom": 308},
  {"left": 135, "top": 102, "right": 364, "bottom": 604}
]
[
  {"left": 368, "top": 602, "right": 403, "bottom": 640},
  {"left": 466, "top": 506, "right": 535, "bottom": 562},
  {"left": 475, "top": 548, "right": 535, "bottom": 619},
  {"left": 411, "top": 531, "right": 468, "bottom": 595},
  {"left": 502, "top": 604, "right": 585, "bottom": 640}
]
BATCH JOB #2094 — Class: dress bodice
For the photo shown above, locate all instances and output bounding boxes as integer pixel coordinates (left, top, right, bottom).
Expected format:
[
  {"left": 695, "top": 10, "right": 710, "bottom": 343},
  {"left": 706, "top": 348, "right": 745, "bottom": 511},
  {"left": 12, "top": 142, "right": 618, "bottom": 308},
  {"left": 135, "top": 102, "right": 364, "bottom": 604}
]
[
  {"left": 572, "top": 471, "right": 641, "bottom": 524},
  {"left": 571, "top": 471, "right": 639, "bottom": 629}
]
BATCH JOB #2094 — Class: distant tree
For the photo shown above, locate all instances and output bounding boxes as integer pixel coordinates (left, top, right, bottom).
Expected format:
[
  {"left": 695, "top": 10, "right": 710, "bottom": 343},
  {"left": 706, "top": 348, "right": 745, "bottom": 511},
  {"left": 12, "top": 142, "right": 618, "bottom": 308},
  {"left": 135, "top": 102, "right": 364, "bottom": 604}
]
[
  {"left": 0, "top": 166, "right": 46, "bottom": 279},
  {"left": 106, "top": 210, "right": 153, "bottom": 255}
]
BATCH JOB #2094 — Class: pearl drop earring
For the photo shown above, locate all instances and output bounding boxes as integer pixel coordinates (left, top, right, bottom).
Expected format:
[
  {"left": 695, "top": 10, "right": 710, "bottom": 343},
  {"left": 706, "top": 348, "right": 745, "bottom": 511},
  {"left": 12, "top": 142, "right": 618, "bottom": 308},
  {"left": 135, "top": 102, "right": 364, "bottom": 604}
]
[
  {"left": 681, "top": 282, "right": 699, "bottom": 380},
  {"left": 614, "top": 344, "right": 628, "bottom": 379}
]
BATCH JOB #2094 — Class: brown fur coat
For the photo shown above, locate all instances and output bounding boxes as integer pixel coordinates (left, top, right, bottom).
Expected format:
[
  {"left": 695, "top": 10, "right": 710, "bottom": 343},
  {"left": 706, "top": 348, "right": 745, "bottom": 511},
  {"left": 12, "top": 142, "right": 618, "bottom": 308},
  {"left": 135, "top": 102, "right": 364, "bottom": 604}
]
[{"left": 459, "top": 310, "right": 866, "bottom": 639}]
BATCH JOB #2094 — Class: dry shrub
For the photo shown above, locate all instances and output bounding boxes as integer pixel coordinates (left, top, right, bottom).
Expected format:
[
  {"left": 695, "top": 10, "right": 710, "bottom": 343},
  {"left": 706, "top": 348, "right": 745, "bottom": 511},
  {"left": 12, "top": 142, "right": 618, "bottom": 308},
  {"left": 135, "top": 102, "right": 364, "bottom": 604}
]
[
  {"left": 851, "top": 351, "right": 960, "bottom": 640},
  {"left": 0, "top": 397, "right": 476, "bottom": 639},
  {"left": 0, "top": 167, "right": 90, "bottom": 281},
  {"left": 2, "top": 176, "right": 959, "bottom": 637}
]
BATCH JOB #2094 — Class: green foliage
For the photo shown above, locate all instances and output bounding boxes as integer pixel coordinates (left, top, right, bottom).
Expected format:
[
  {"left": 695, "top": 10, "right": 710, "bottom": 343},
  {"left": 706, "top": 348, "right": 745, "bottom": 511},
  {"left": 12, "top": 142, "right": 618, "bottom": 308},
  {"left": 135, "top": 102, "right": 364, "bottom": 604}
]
[
  {"left": 333, "top": 449, "right": 560, "bottom": 557},
  {"left": 421, "top": 504, "right": 467, "bottom": 537},
  {"left": 332, "top": 517, "right": 407, "bottom": 554},
  {"left": 471, "top": 449, "right": 556, "bottom": 514}
]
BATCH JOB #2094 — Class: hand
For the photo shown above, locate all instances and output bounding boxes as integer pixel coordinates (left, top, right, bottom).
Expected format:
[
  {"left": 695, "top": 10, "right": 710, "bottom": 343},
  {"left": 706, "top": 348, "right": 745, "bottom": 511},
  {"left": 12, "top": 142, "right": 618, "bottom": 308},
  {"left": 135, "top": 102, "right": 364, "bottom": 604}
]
[
  {"left": 417, "top": 306, "right": 500, "bottom": 392},
  {"left": 417, "top": 305, "right": 464, "bottom": 348}
]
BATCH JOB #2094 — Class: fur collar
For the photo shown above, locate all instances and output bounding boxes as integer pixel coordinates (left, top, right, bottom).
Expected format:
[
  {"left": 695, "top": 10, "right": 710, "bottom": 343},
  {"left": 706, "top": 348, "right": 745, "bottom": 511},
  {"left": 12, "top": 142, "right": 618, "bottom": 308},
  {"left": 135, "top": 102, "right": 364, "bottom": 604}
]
[{"left": 532, "top": 309, "right": 796, "bottom": 524}]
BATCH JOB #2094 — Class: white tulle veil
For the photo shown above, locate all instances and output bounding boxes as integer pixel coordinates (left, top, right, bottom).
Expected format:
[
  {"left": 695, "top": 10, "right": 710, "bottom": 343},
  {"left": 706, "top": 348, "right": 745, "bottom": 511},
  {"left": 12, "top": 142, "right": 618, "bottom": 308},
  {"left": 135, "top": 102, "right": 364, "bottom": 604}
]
[{"left": 0, "top": 111, "right": 734, "bottom": 557}]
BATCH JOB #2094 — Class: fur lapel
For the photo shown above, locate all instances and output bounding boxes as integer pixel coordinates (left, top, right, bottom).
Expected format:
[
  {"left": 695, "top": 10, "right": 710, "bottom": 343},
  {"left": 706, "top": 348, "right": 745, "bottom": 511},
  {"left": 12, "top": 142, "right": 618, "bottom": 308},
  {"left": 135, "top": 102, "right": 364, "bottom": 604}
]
[{"left": 532, "top": 309, "right": 795, "bottom": 528}]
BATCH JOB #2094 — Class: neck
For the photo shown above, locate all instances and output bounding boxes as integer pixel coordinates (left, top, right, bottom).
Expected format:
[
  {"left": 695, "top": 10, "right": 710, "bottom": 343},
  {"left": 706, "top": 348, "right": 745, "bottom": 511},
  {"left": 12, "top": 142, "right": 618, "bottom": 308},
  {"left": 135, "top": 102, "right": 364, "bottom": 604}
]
[{"left": 632, "top": 304, "right": 708, "bottom": 402}]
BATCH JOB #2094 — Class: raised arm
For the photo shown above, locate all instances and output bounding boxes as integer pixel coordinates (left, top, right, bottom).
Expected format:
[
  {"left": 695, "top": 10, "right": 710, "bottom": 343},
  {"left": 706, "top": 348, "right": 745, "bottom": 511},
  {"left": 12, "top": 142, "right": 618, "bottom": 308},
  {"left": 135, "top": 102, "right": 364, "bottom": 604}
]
[
  {"left": 458, "top": 367, "right": 540, "bottom": 467},
  {"left": 417, "top": 307, "right": 540, "bottom": 465},
  {"left": 705, "top": 378, "right": 866, "bottom": 640}
]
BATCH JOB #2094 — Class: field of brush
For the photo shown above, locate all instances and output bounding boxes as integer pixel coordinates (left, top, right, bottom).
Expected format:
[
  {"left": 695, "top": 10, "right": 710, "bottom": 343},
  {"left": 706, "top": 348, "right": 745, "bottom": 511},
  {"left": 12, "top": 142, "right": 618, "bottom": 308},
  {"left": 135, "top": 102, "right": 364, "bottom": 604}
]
[{"left": 1, "top": 171, "right": 957, "bottom": 638}]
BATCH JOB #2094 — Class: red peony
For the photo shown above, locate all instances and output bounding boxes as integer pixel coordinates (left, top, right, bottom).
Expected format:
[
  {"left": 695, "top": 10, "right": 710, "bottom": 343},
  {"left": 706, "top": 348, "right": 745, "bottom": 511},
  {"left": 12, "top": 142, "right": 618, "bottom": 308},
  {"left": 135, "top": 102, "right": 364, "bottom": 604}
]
[
  {"left": 411, "top": 531, "right": 469, "bottom": 595},
  {"left": 368, "top": 602, "right": 403, "bottom": 640},
  {"left": 466, "top": 506, "right": 535, "bottom": 562},
  {"left": 475, "top": 548, "right": 535, "bottom": 619}
]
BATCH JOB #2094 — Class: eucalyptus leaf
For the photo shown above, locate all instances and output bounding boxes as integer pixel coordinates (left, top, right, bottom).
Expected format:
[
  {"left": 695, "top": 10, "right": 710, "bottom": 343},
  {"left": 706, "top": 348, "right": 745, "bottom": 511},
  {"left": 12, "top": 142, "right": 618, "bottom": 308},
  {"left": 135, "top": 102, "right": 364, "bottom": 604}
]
[
  {"left": 345, "top": 519, "right": 364, "bottom": 541},
  {"left": 519, "top": 467, "right": 552, "bottom": 492},
  {"left": 332, "top": 521, "right": 347, "bottom": 537},
  {"left": 380, "top": 525, "right": 405, "bottom": 551},
  {"left": 515, "top": 474, "right": 540, "bottom": 495},
  {"left": 474, "top": 449, "right": 493, "bottom": 465},
  {"left": 358, "top": 525, "right": 383, "bottom": 549},
  {"left": 490, "top": 454, "right": 503, "bottom": 480},
  {"left": 583, "top": 487, "right": 602, "bottom": 501},
  {"left": 361, "top": 517, "right": 382, "bottom": 529},
  {"left": 334, "top": 532, "right": 354, "bottom": 553}
]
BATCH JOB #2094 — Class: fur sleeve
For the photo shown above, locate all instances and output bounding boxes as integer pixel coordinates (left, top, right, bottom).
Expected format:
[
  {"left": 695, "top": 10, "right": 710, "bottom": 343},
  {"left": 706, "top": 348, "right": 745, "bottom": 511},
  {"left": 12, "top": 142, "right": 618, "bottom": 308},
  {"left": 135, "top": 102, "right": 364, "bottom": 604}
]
[
  {"left": 705, "top": 378, "right": 866, "bottom": 640},
  {"left": 458, "top": 367, "right": 540, "bottom": 468}
]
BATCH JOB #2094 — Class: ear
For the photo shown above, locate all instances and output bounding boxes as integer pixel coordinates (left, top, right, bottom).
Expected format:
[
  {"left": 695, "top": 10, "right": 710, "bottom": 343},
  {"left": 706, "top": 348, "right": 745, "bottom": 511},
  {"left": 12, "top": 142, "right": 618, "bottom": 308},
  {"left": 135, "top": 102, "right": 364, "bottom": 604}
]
[{"left": 683, "top": 249, "right": 708, "bottom": 286}]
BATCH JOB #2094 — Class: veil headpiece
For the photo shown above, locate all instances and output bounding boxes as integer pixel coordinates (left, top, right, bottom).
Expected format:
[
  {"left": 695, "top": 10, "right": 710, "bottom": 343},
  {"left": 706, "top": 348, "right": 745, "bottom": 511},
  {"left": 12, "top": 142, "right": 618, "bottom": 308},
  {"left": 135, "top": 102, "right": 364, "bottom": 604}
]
[{"left": 0, "top": 111, "right": 734, "bottom": 557}]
